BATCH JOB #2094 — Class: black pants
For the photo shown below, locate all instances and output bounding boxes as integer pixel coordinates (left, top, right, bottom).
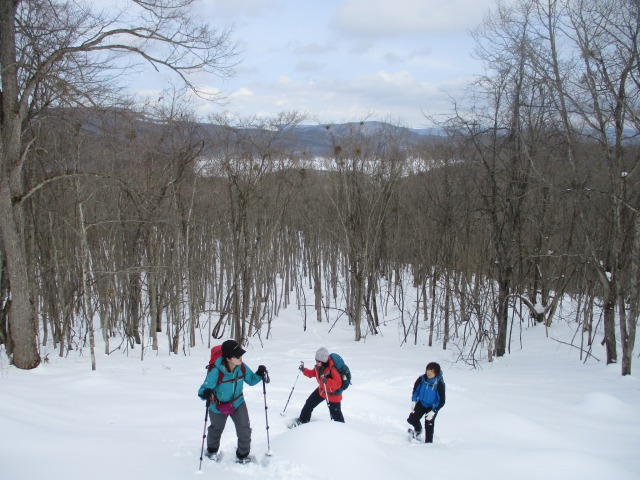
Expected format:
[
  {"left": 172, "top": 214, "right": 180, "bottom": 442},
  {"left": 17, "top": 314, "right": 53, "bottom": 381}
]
[
  {"left": 407, "top": 402, "right": 437, "bottom": 443},
  {"left": 299, "top": 389, "right": 345, "bottom": 423}
]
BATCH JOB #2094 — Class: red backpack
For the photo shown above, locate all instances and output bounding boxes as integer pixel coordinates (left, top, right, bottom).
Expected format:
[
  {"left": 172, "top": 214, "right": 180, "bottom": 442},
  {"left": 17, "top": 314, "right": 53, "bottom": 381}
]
[{"left": 207, "top": 345, "right": 246, "bottom": 384}]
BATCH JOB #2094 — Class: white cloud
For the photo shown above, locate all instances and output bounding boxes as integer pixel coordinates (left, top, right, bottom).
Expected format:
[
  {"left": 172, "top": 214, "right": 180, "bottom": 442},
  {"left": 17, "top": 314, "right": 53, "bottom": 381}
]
[
  {"left": 295, "top": 60, "right": 325, "bottom": 73},
  {"left": 230, "top": 87, "right": 255, "bottom": 98},
  {"left": 116, "top": 0, "right": 487, "bottom": 127},
  {"left": 203, "top": 68, "right": 461, "bottom": 127},
  {"left": 332, "top": 0, "right": 495, "bottom": 37},
  {"left": 292, "top": 41, "right": 339, "bottom": 56},
  {"left": 382, "top": 52, "right": 405, "bottom": 65},
  {"left": 204, "top": 0, "right": 284, "bottom": 19},
  {"left": 365, "top": 70, "right": 418, "bottom": 89}
]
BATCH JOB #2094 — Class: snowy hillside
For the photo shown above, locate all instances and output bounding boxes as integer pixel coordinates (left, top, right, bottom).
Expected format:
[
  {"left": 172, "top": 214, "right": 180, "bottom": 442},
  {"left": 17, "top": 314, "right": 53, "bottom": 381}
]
[{"left": 1, "top": 301, "right": 639, "bottom": 480}]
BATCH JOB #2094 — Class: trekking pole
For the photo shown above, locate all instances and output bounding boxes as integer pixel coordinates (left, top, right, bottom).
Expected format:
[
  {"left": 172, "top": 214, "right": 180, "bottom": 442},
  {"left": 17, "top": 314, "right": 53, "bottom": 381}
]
[
  {"left": 198, "top": 400, "right": 210, "bottom": 470},
  {"left": 262, "top": 370, "right": 273, "bottom": 456},
  {"left": 280, "top": 361, "right": 303, "bottom": 416},
  {"left": 322, "top": 375, "right": 334, "bottom": 421}
]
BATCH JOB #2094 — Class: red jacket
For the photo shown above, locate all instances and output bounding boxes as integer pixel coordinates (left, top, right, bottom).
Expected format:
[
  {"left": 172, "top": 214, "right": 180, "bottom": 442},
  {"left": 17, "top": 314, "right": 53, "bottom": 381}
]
[{"left": 303, "top": 357, "right": 343, "bottom": 402}]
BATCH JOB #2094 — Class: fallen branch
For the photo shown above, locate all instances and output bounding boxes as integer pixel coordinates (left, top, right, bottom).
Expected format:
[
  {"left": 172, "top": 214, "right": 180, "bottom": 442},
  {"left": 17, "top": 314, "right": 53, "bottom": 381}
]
[{"left": 549, "top": 337, "right": 600, "bottom": 362}]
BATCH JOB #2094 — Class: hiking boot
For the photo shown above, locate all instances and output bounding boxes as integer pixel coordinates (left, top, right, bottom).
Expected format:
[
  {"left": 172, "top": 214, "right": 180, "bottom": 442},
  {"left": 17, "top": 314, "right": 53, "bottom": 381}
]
[
  {"left": 408, "top": 428, "right": 423, "bottom": 441},
  {"left": 236, "top": 456, "right": 252, "bottom": 465}
]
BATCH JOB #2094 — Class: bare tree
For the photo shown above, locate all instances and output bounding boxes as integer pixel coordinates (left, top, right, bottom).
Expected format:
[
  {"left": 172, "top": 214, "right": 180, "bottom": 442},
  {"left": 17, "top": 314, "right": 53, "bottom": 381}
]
[
  {"left": 204, "top": 112, "right": 306, "bottom": 346},
  {"left": 0, "top": 0, "right": 237, "bottom": 368},
  {"left": 525, "top": 0, "right": 640, "bottom": 371},
  {"left": 442, "top": 0, "right": 640, "bottom": 371},
  {"left": 323, "top": 122, "right": 408, "bottom": 341}
]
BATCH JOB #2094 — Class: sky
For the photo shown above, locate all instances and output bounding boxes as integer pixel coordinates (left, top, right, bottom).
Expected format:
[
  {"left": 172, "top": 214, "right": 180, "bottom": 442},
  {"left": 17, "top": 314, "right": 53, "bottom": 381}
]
[
  {"left": 2, "top": 288, "right": 639, "bottom": 480},
  {"left": 134, "top": 0, "right": 499, "bottom": 128}
]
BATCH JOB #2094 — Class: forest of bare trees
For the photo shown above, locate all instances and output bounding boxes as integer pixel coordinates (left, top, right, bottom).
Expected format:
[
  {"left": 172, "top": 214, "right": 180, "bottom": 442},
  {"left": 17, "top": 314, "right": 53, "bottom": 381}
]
[{"left": 1, "top": 0, "right": 638, "bottom": 374}]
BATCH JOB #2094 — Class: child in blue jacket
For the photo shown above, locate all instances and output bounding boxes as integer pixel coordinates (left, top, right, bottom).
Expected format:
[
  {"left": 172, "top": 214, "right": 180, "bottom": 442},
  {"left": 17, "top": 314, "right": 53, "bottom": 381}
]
[
  {"left": 407, "top": 361, "right": 446, "bottom": 443},
  {"left": 198, "top": 340, "right": 267, "bottom": 463}
]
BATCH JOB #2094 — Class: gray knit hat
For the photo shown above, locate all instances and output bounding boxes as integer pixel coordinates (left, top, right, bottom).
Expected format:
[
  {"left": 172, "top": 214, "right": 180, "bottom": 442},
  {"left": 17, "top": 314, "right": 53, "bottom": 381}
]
[{"left": 315, "top": 347, "right": 329, "bottom": 363}]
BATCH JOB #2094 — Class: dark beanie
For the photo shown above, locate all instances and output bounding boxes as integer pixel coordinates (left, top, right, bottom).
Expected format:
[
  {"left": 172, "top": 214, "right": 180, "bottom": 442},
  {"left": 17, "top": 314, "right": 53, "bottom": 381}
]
[
  {"left": 426, "top": 362, "right": 441, "bottom": 376},
  {"left": 221, "top": 339, "right": 246, "bottom": 359}
]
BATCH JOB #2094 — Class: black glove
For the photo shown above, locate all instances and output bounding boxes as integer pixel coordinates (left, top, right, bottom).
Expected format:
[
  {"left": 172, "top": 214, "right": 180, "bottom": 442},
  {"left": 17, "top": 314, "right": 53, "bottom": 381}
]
[
  {"left": 321, "top": 375, "right": 327, "bottom": 384},
  {"left": 201, "top": 388, "right": 213, "bottom": 400},
  {"left": 256, "top": 365, "right": 267, "bottom": 377},
  {"left": 298, "top": 362, "right": 304, "bottom": 372}
]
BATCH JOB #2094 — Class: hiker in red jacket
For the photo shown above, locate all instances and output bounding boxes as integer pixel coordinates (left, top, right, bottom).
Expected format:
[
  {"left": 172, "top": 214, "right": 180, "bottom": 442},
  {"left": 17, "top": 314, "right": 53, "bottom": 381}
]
[{"left": 289, "top": 347, "right": 345, "bottom": 427}]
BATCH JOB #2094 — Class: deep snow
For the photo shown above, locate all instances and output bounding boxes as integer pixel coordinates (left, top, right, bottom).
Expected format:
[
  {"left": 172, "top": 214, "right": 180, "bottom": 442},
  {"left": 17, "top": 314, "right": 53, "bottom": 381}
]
[{"left": 1, "top": 301, "right": 639, "bottom": 480}]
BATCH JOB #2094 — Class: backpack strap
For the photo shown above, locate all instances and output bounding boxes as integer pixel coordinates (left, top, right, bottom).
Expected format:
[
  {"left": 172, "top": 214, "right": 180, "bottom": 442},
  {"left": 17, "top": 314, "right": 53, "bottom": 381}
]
[
  {"left": 322, "top": 364, "right": 343, "bottom": 394},
  {"left": 217, "top": 363, "right": 246, "bottom": 384},
  {"left": 213, "top": 363, "right": 246, "bottom": 405}
]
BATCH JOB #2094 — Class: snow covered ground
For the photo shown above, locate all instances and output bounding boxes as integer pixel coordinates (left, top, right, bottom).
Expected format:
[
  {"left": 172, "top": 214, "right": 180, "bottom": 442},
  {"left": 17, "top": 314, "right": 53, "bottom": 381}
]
[{"left": 1, "top": 302, "right": 639, "bottom": 480}]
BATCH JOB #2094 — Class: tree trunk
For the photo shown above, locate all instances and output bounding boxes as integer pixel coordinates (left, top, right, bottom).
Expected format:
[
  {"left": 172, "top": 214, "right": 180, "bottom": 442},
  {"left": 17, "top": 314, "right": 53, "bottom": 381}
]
[
  {"left": 1, "top": 0, "right": 40, "bottom": 369},
  {"left": 496, "top": 275, "right": 510, "bottom": 358},
  {"left": 620, "top": 214, "right": 639, "bottom": 375},
  {"left": 0, "top": 180, "right": 40, "bottom": 369},
  {"left": 603, "top": 292, "right": 618, "bottom": 364}
]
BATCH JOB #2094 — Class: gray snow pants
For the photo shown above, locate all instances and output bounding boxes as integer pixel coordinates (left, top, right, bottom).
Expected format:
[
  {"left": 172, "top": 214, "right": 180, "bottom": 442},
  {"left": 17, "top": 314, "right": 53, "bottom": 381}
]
[{"left": 207, "top": 400, "right": 252, "bottom": 458}]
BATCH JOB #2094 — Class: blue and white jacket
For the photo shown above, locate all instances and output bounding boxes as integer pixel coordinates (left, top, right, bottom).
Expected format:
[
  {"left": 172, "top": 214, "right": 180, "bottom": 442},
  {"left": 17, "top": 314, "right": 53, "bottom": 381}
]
[{"left": 411, "top": 372, "right": 446, "bottom": 413}]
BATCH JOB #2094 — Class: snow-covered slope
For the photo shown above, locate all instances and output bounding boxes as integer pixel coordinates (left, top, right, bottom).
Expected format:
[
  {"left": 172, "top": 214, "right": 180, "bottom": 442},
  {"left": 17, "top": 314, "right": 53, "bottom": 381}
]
[{"left": 1, "top": 302, "right": 638, "bottom": 480}]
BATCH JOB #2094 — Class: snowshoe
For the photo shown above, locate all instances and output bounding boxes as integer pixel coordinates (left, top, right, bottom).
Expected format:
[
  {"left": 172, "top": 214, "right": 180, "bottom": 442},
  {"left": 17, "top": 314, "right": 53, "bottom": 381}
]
[
  {"left": 205, "top": 450, "right": 222, "bottom": 462},
  {"left": 236, "top": 456, "right": 252, "bottom": 465},
  {"left": 288, "top": 418, "right": 302, "bottom": 429}
]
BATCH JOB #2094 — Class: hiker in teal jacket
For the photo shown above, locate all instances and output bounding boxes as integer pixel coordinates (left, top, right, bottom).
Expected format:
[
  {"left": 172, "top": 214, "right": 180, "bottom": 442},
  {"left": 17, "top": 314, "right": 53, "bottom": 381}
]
[
  {"left": 407, "top": 361, "right": 446, "bottom": 443},
  {"left": 198, "top": 339, "right": 267, "bottom": 463}
]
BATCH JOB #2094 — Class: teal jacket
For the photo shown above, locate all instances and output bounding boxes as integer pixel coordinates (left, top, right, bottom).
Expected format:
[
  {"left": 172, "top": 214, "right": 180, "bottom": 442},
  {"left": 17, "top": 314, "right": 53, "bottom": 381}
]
[{"left": 198, "top": 357, "right": 262, "bottom": 414}]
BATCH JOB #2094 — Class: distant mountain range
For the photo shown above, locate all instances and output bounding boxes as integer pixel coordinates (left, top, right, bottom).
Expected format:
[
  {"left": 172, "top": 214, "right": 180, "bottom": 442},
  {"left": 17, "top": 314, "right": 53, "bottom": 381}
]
[
  {"left": 74, "top": 108, "right": 447, "bottom": 157},
  {"left": 194, "top": 120, "right": 445, "bottom": 157}
]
